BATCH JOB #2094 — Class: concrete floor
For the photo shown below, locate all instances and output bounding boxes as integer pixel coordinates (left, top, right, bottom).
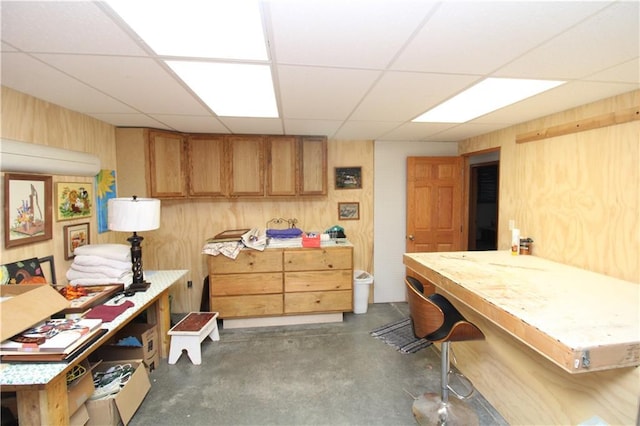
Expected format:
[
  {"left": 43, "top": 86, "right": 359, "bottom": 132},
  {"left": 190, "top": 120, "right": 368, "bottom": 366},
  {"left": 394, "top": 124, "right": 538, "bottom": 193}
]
[{"left": 130, "top": 303, "right": 508, "bottom": 426}]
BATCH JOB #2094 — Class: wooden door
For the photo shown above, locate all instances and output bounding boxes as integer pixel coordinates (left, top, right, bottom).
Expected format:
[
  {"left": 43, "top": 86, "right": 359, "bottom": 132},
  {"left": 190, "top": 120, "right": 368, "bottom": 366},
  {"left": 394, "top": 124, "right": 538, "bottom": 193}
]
[
  {"left": 299, "top": 136, "right": 327, "bottom": 195},
  {"left": 267, "top": 136, "right": 297, "bottom": 196},
  {"left": 227, "top": 135, "right": 264, "bottom": 197},
  {"left": 406, "top": 157, "right": 464, "bottom": 254}
]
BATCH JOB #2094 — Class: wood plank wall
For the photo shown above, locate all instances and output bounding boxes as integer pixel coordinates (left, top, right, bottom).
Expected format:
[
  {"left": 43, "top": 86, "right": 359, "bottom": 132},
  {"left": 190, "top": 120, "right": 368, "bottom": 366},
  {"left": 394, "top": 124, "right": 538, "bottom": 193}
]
[
  {"left": 0, "top": 87, "right": 119, "bottom": 281},
  {"left": 455, "top": 89, "right": 640, "bottom": 424}
]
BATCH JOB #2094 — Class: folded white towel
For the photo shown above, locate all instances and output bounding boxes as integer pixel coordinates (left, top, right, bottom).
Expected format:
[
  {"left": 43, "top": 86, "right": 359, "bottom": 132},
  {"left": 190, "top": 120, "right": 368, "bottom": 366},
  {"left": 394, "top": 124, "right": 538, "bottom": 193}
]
[
  {"left": 69, "top": 263, "right": 131, "bottom": 278},
  {"left": 66, "top": 267, "right": 132, "bottom": 281},
  {"left": 70, "top": 273, "right": 133, "bottom": 287},
  {"left": 73, "top": 255, "right": 132, "bottom": 271},
  {"left": 73, "top": 244, "right": 131, "bottom": 262}
]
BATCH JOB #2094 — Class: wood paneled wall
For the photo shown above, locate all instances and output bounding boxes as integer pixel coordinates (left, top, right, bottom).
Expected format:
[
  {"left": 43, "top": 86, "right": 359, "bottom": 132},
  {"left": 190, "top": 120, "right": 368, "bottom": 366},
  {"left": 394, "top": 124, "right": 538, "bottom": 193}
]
[
  {"left": 459, "top": 89, "right": 639, "bottom": 283},
  {"left": 456, "top": 89, "right": 640, "bottom": 424},
  {"left": 1, "top": 87, "right": 119, "bottom": 282}
]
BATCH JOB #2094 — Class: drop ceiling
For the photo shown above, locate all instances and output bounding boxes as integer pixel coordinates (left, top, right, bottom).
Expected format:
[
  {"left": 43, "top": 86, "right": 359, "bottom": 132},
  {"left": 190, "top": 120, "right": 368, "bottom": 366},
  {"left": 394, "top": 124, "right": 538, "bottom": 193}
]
[{"left": 1, "top": 1, "right": 638, "bottom": 142}]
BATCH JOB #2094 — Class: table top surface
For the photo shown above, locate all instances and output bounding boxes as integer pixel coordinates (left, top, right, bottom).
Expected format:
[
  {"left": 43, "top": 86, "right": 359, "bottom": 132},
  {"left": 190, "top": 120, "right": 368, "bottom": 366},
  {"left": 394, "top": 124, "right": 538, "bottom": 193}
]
[
  {"left": 404, "top": 251, "right": 639, "bottom": 372},
  {"left": 0, "top": 270, "right": 187, "bottom": 386}
]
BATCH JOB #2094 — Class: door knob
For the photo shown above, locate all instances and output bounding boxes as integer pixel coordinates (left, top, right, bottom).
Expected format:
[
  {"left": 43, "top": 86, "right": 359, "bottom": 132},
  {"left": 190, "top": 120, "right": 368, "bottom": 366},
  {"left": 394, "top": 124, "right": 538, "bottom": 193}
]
[{"left": 408, "top": 234, "right": 415, "bottom": 241}]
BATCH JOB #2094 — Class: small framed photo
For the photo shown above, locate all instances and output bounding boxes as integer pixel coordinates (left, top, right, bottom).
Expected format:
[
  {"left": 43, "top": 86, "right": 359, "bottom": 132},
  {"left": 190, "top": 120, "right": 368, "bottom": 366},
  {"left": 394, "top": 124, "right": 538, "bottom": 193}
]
[
  {"left": 56, "top": 182, "right": 92, "bottom": 221},
  {"left": 335, "top": 167, "right": 362, "bottom": 189},
  {"left": 338, "top": 202, "right": 360, "bottom": 220},
  {"left": 4, "top": 173, "right": 53, "bottom": 248},
  {"left": 64, "top": 222, "right": 90, "bottom": 260}
]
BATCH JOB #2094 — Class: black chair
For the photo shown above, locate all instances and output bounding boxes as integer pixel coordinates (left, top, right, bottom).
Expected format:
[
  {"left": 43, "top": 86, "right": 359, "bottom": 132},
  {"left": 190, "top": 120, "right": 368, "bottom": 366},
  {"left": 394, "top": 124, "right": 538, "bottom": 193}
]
[{"left": 406, "top": 276, "right": 485, "bottom": 425}]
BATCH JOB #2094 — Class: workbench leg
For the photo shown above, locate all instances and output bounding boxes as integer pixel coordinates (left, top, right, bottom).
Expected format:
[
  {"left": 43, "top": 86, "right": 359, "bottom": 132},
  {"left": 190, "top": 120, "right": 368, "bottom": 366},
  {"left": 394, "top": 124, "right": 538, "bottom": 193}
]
[{"left": 16, "top": 374, "right": 69, "bottom": 425}]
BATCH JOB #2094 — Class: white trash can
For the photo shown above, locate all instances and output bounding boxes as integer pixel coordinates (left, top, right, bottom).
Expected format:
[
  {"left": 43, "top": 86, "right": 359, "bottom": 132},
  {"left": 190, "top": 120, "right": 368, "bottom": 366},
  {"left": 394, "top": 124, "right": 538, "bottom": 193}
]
[{"left": 353, "top": 270, "right": 374, "bottom": 314}]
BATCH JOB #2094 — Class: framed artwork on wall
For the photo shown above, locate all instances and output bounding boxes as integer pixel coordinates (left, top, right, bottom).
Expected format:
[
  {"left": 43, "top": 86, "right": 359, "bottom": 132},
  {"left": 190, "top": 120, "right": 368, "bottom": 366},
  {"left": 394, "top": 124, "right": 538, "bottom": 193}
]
[
  {"left": 335, "top": 167, "right": 362, "bottom": 189},
  {"left": 63, "top": 222, "right": 90, "bottom": 260},
  {"left": 338, "top": 202, "right": 360, "bottom": 220},
  {"left": 95, "top": 169, "right": 116, "bottom": 233},
  {"left": 3, "top": 173, "right": 53, "bottom": 248},
  {"left": 56, "top": 182, "right": 92, "bottom": 221}
]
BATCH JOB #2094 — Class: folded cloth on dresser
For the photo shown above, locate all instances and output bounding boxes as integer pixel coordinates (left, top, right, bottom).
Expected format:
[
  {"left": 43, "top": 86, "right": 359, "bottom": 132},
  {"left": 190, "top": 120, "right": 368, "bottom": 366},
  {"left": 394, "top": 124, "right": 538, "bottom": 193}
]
[
  {"left": 72, "top": 254, "right": 132, "bottom": 270},
  {"left": 242, "top": 228, "right": 267, "bottom": 251},
  {"left": 266, "top": 228, "right": 303, "bottom": 239},
  {"left": 68, "top": 263, "right": 131, "bottom": 278},
  {"left": 73, "top": 244, "right": 131, "bottom": 262},
  {"left": 202, "top": 241, "right": 243, "bottom": 259}
]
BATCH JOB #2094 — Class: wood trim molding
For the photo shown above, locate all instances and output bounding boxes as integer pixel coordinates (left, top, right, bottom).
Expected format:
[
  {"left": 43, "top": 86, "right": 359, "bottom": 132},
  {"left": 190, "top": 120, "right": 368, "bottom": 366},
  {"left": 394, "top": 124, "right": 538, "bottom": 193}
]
[{"left": 516, "top": 106, "right": 640, "bottom": 143}]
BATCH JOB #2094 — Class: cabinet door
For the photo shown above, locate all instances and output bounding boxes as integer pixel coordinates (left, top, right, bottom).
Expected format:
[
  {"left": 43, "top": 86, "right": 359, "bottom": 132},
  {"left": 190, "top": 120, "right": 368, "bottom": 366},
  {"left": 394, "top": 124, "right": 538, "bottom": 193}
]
[
  {"left": 148, "top": 130, "right": 187, "bottom": 198},
  {"left": 299, "top": 136, "right": 327, "bottom": 195},
  {"left": 188, "top": 135, "right": 226, "bottom": 197},
  {"left": 267, "top": 136, "right": 297, "bottom": 196},
  {"left": 228, "top": 135, "right": 264, "bottom": 196}
]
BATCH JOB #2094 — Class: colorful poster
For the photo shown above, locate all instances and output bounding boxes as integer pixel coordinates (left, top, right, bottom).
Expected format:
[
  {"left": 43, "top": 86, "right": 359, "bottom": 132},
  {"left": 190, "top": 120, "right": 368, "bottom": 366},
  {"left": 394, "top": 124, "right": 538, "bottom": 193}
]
[{"left": 95, "top": 170, "right": 116, "bottom": 233}]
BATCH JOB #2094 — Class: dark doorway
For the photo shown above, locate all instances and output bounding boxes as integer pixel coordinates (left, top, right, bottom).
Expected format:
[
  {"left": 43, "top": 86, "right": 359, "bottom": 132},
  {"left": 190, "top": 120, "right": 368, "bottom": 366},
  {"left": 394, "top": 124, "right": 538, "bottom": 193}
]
[{"left": 468, "top": 155, "right": 499, "bottom": 251}]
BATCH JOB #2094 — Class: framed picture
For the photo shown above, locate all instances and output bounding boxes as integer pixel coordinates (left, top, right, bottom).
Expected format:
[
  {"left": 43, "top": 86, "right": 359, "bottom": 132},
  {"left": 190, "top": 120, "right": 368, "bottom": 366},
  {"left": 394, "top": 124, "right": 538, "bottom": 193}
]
[
  {"left": 95, "top": 169, "right": 116, "bottom": 233},
  {"left": 38, "top": 255, "right": 57, "bottom": 284},
  {"left": 335, "top": 167, "right": 362, "bottom": 189},
  {"left": 56, "top": 182, "right": 92, "bottom": 221},
  {"left": 338, "top": 202, "right": 360, "bottom": 220},
  {"left": 4, "top": 173, "right": 53, "bottom": 248},
  {"left": 0, "top": 257, "right": 47, "bottom": 284},
  {"left": 63, "top": 222, "right": 90, "bottom": 260}
]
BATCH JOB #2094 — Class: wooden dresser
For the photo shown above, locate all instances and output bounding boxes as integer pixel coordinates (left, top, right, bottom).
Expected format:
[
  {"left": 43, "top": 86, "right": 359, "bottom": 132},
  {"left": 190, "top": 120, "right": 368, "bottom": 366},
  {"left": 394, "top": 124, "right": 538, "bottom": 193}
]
[{"left": 207, "top": 245, "right": 353, "bottom": 324}]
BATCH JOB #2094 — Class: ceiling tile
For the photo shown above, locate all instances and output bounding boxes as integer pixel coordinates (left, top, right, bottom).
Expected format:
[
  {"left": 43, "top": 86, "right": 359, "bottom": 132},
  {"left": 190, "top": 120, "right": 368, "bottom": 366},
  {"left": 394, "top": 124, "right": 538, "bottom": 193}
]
[
  {"left": 218, "top": 117, "right": 284, "bottom": 135},
  {"left": 392, "top": 1, "right": 611, "bottom": 74},
  {"left": 1, "top": 52, "right": 137, "bottom": 114},
  {"left": 332, "top": 120, "right": 401, "bottom": 140},
  {"left": 282, "top": 119, "right": 343, "bottom": 137},
  {"left": 277, "top": 65, "right": 381, "bottom": 120},
  {"left": 497, "top": 2, "right": 640, "bottom": 80},
  {"left": 351, "top": 71, "right": 479, "bottom": 121},
  {"left": 268, "top": 0, "right": 437, "bottom": 69},
  {"left": 1, "top": 1, "right": 147, "bottom": 55},
  {"left": 33, "top": 54, "right": 211, "bottom": 115},
  {"left": 149, "top": 114, "right": 230, "bottom": 134},
  {"left": 88, "top": 113, "right": 172, "bottom": 130}
]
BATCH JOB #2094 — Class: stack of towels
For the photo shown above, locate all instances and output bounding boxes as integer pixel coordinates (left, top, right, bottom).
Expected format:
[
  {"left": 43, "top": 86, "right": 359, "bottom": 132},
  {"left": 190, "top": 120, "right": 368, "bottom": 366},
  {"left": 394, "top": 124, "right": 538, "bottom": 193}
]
[{"left": 66, "top": 244, "right": 133, "bottom": 287}]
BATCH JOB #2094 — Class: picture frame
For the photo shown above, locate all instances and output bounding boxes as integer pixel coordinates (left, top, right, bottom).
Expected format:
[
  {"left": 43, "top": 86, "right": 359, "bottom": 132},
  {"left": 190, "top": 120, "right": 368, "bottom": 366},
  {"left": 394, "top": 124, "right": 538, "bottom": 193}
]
[
  {"left": 38, "top": 255, "right": 57, "bottom": 285},
  {"left": 338, "top": 202, "right": 360, "bottom": 220},
  {"left": 56, "top": 182, "right": 92, "bottom": 221},
  {"left": 63, "top": 222, "right": 90, "bottom": 260},
  {"left": 4, "top": 173, "right": 53, "bottom": 248},
  {"left": 335, "top": 167, "right": 362, "bottom": 189}
]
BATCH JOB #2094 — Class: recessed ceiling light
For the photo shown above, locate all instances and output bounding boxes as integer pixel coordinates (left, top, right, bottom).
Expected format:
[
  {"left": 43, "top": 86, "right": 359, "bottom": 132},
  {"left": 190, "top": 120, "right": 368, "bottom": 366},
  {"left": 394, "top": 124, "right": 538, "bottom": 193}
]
[
  {"left": 105, "top": 0, "right": 268, "bottom": 60},
  {"left": 166, "top": 61, "right": 278, "bottom": 118},
  {"left": 413, "top": 78, "right": 565, "bottom": 123}
]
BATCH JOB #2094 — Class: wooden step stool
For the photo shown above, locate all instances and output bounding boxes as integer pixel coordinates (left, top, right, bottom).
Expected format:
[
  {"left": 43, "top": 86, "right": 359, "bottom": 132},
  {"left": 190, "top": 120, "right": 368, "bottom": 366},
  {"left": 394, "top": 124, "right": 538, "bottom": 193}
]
[{"left": 168, "top": 312, "right": 219, "bottom": 365}]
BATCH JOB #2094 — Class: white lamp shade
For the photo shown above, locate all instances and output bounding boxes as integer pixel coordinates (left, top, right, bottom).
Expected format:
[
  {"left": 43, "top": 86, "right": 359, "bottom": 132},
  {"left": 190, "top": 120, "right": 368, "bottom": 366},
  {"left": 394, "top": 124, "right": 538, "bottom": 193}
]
[{"left": 108, "top": 197, "right": 161, "bottom": 232}]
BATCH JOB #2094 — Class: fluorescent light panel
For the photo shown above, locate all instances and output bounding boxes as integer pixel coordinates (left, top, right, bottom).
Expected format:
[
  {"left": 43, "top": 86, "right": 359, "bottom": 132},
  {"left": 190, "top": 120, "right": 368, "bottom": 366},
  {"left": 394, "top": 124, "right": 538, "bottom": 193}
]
[
  {"left": 106, "top": 0, "right": 278, "bottom": 118},
  {"left": 167, "top": 61, "right": 278, "bottom": 118},
  {"left": 413, "top": 78, "right": 565, "bottom": 123}
]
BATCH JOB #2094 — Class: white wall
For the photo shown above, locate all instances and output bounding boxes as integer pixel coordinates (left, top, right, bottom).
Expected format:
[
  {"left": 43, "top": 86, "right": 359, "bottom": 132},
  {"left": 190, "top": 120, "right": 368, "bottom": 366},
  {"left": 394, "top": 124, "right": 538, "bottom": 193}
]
[{"left": 373, "top": 140, "right": 458, "bottom": 302}]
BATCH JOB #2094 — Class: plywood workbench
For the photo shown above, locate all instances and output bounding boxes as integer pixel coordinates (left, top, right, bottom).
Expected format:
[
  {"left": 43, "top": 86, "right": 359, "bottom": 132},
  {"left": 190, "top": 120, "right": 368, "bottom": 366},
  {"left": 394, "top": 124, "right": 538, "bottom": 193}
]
[{"left": 404, "top": 250, "right": 640, "bottom": 425}]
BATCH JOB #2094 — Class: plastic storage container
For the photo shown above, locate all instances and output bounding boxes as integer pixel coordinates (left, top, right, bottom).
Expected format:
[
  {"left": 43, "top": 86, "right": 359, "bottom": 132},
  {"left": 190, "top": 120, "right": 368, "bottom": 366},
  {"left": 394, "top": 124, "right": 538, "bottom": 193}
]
[{"left": 353, "top": 270, "right": 374, "bottom": 314}]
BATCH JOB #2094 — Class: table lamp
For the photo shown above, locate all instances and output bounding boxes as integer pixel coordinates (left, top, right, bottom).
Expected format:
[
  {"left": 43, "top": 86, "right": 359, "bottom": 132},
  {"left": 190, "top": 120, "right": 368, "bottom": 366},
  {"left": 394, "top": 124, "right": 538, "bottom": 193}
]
[{"left": 108, "top": 195, "right": 161, "bottom": 291}]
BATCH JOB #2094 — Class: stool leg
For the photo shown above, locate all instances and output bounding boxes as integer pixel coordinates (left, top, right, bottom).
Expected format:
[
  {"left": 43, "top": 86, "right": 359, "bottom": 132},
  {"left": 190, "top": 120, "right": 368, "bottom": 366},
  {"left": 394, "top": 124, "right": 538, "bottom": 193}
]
[{"left": 441, "top": 341, "right": 450, "bottom": 404}]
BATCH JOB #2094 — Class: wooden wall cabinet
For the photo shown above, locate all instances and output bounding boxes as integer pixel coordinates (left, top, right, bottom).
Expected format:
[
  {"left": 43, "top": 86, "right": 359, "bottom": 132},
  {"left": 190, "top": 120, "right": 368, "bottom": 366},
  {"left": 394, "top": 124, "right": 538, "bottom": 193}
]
[
  {"left": 148, "top": 130, "right": 187, "bottom": 198},
  {"left": 142, "top": 130, "right": 327, "bottom": 199},
  {"left": 208, "top": 246, "right": 353, "bottom": 319}
]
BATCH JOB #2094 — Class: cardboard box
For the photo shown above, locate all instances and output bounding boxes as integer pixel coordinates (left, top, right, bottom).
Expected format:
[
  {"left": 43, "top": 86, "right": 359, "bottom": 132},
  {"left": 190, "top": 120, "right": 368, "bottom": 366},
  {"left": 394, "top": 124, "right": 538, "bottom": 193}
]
[
  {"left": 85, "top": 360, "right": 150, "bottom": 426},
  {"left": 0, "top": 284, "right": 69, "bottom": 341},
  {"left": 69, "top": 403, "right": 90, "bottom": 426},
  {"left": 90, "top": 323, "right": 158, "bottom": 369},
  {"left": 68, "top": 360, "right": 95, "bottom": 416}
]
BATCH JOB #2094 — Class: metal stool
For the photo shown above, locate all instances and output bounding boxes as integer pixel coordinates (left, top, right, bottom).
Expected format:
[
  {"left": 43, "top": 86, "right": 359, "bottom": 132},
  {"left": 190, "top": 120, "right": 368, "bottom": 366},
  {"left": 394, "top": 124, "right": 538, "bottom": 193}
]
[{"left": 406, "top": 276, "right": 485, "bottom": 425}]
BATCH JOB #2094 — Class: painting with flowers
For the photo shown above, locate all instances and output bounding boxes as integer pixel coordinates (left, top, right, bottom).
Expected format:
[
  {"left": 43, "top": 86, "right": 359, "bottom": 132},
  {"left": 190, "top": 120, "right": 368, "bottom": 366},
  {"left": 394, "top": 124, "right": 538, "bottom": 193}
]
[
  {"left": 3, "top": 173, "right": 53, "bottom": 248},
  {"left": 55, "top": 182, "right": 92, "bottom": 221}
]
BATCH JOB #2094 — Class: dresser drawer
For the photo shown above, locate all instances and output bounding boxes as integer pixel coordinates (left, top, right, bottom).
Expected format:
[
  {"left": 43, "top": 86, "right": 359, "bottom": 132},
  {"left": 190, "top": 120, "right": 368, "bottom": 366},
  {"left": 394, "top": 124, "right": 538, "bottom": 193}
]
[
  {"left": 284, "top": 290, "right": 352, "bottom": 314},
  {"left": 284, "top": 270, "right": 352, "bottom": 292},
  {"left": 284, "top": 247, "right": 352, "bottom": 271},
  {"left": 208, "top": 249, "right": 282, "bottom": 274},
  {"left": 212, "top": 294, "right": 283, "bottom": 318},
  {"left": 211, "top": 272, "right": 282, "bottom": 296}
]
